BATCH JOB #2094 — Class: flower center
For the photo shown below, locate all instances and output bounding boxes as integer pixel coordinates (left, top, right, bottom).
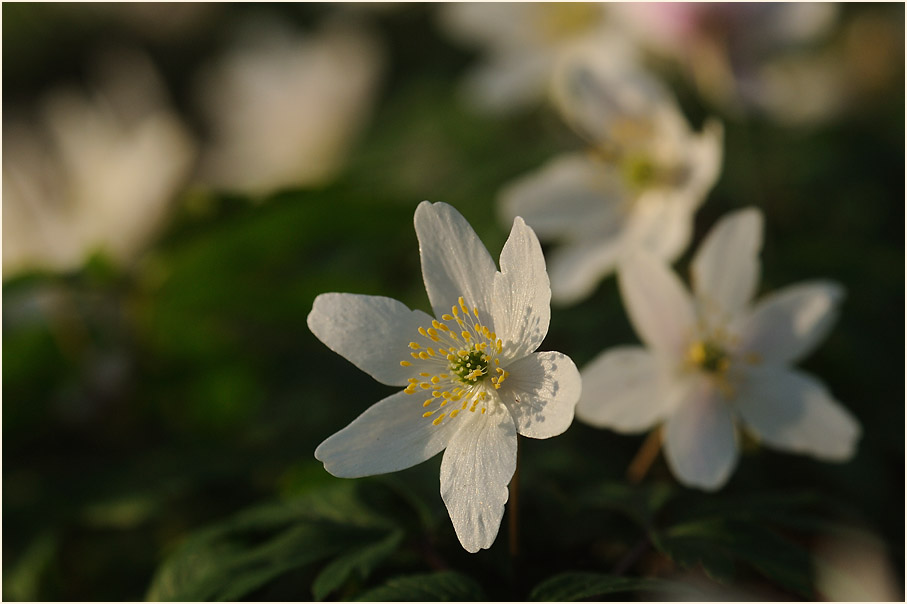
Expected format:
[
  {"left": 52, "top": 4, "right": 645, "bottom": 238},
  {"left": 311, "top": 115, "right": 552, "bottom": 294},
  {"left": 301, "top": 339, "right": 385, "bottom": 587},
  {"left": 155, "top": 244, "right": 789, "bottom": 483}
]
[
  {"left": 537, "top": 2, "right": 601, "bottom": 42},
  {"left": 622, "top": 153, "right": 659, "bottom": 191},
  {"left": 399, "top": 296, "right": 509, "bottom": 426},
  {"left": 687, "top": 339, "right": 730, "bottom": 375}
]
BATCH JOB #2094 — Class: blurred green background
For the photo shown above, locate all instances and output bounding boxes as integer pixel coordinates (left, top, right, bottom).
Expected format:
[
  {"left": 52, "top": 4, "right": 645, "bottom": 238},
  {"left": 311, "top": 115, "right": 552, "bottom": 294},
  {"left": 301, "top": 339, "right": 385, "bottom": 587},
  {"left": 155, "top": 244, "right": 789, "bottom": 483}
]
[{"left": 3, "top": 3, "right": 904, "bottom": 601}]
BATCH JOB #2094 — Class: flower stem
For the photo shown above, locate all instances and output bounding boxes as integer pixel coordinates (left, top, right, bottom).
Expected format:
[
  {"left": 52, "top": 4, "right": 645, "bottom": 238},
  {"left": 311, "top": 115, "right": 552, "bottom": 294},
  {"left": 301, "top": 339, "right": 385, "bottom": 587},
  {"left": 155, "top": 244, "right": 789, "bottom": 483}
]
[
  {"left": 508, "top": 437, "right": 521, "bottom": 558},
  {"left": 627, "top": 427, "right": 662, "bottom": 484}
]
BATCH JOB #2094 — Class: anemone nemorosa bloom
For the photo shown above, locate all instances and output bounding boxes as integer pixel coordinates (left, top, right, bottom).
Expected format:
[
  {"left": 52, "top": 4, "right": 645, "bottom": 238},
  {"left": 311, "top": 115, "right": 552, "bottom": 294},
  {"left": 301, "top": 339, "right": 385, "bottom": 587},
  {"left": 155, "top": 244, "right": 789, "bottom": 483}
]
[
  {"left": 576, "top": 207, "right": 861, "bottom": 491},
  {"left": 309, "top": 201, "right": 581, "bottom": 552},
  {"left": 499, "top": 41, "right": 722, "bottom": 305}
]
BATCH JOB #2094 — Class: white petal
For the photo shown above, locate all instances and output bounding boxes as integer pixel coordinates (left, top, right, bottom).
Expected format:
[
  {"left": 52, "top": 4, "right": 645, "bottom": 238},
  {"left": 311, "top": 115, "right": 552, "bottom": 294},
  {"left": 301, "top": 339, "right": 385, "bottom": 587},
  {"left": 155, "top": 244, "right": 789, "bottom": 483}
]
[
  {"left": 548, "top": 235, "right": 624, "bottom": 306},
  {"left": 499, "top": 351, "right": 581, "bottom": 439},
  {"left": 492, "top": 217, "right": 550, "bottom": 360},
  {"left": 440, "top": 405, "right": 517, "bottom": 553},
  {"left": 576, "top": 346, "right": 673, "bottom": 433},
  {"left": 735, "top": 366, "right": 861, "bottom": 461},
  {"left": 618, "top": 251, "right": 696, "bottom": 358},
  {"left": 691, "top": 207, "right": 764, "bottom": 321},
  {"left": 414, "top": 201, "right": 497, "bottom": 320},
  {"left": 679, "top": 118, "right": 724, "bottom": 210},
  {"left": 315, "top": 389, "right": 459, "bottom": 478},
  {"left": 664, "top": 378, "right": 739, "bottom": 491},
  {"left": 497, "top": 152, "right": 628, "bottom": 241},
  {"left": 735, "top": 280, "right": 844, "bottom": 365},
  {"left": 459, "top": 50, "right": 551, "bottom": 113},
  {"left": 624, "top": 195, "right": 695, "bottom": 263},
  {"left": 308, "top": 293, "right": 435, "bottom": 386}
]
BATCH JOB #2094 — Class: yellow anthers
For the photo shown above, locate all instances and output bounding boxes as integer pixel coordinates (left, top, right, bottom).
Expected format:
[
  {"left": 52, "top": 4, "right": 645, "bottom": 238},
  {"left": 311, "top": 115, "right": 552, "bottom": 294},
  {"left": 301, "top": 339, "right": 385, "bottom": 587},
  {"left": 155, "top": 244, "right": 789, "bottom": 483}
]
[
  {"left": 431, "top": 376, "right": 440, "bottom": 384},
  {"left": 440, "top": 373, "right": 449, "bottom": 379},
  {"left": 410, "top": 352, "right": 420, "bottom": 359},
  {"left": 450, "top": 409, "right": 460, "bottom": 418},
  {"left": 461, "top": 331, "right": 472, "bottom": 341},
  {"left": 446, "top": 354, "right": 456, "bottom": 362},
  {"left": 419, "top": 373, "right": 430, "bottom": 377},
  {"left": 442, "top": 314, "right": 454, "bottom": 321},
  {"left": 473, "top": 307, "right": 479, "bottom": 318},
  {"left": 426, "top": 348, "right": 436, "bottom": 356},
  {"left": 418, "top": 351, "right": 429, "bottom": 360},
  {"left": 420, "top": 383, "right": 432, "bottom": 390},
  {"left": 432, "top": 413, "right": 446, "bottom": 425},
  {"left": 400, "top": 360, "right": 411, "bottom": 367},
  {"left": 458, "top": 296, "right": 468, "bottom": 313},
  {"left": 427, "top": 327, "right": 439, "bottom": 337},
  {"left": 423, "top": 399, "right": 433, "bottom": 407},
  {"left": 423, "top": 411, "right": 434, "bottom": 418},
  {"left": 404, "top": 385, "right": 416, "bottom": 394},
  {"left": 438, "top": 324, "right": 450, "bottom": 332},
  {"left": 432, "top": 390, "right": 441, "bottom": 397},
  {"left": 452, "top": 305, "right": 459, "bottom": 317},
  {"left": 418, "top": 327, "right": 428, "bottom": 337},
  {"left": 481, "top": 408, "right": 486, "bottom": 414},
  {"left": 442, "top": 392, "right": 452, "bottom": 399},
  {"left": 409, "top": 342, "right": 420, "bottom": 349}
]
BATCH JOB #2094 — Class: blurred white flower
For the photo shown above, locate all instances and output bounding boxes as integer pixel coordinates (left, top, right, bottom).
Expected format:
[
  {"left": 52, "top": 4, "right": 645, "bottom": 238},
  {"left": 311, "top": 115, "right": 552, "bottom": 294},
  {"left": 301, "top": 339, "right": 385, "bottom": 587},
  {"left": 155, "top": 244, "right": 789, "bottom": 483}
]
[
  {"left": 609, "top": 2, "right": 840, "bottom": 118},
  {"left": 309, "top": 201, "right": 581, "bottom": 552},
  {"left": 576, "top": 208, "right": 861, "bottom": 491},
  {"left": 196, "top": 20, "right": 384, "bottom": 196},
  {"left": 499, "top": 43, "right": 722, "bottom": 304},
  {"left": 438, "top": 2, "right": 620, "bottom": 113},
  {"left": 813, "top": 527, "right": 900, "bottom": 601},
  {"left": 749, "top": 9, "right": 904, "bottom": 126},
  {"left": 2, "top": 51, "right": 196, "bottom": 279}
]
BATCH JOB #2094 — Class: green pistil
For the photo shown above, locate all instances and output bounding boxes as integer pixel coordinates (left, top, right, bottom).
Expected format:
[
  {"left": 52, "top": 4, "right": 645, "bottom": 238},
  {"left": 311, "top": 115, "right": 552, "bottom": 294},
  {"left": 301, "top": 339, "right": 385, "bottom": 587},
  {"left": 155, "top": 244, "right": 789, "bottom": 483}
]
[
  {"left": 449, "top": 347, "right": 489, "bottom": 384},
  {"left": 622, "top": 154, "right": 658, "bottom": 191}
]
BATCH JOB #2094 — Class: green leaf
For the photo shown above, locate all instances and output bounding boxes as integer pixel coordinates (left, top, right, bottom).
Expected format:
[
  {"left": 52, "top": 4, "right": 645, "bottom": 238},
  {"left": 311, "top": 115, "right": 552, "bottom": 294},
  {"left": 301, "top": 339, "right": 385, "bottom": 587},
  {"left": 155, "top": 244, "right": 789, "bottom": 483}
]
[
  {"left": 312, "top": 530, "right": 403, "bottom": 600},
  {"left": 657, "top": 518, "right": 813, "bottom": 597},
  {"left": 354, "top": 571, "right": 485, "bottom": 601},
  {"left": 529, "top": 572, "right": 699, "bottom": 602},
  {"left": 146, "top": 482, "right": 400, "bottom": 601}
]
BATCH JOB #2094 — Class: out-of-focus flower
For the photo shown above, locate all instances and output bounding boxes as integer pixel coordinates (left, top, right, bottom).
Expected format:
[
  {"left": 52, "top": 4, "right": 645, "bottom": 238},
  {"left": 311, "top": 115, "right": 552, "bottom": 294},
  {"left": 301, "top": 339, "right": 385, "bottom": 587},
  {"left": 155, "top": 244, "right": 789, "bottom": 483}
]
[
  {"left": 749, "top": 9, "right": 904, "bottom": 126},
  {"left": 438, "top": 2, "right": 621, "bottom": 113},
  {"left": 196, "top": 20, "right": 384, "bottom": 197},
  {"left": 499, "top": 43, "right": 722, "bottom": 304},
  {"left": 609, "top": 2, "right": 840, "bottom": 117},
  {"left": 309, "top": 201, "right": 581, "bottom": 552},
  {"left": 2, "top": 51, "right": 196, "bottom": 279},
  {"left": 813, "top": 527, "right": 900, "bottom": 601},
  {"left": 576, "top": 208, "right": 861, "bottom": 491}
]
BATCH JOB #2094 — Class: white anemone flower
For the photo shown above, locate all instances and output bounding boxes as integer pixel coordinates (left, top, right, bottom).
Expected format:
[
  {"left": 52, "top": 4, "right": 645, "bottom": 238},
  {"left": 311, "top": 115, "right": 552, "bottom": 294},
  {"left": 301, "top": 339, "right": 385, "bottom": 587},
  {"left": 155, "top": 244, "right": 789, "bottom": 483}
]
[
  {"left": 499, "top": 42, "right": 723, "bottom": 305},
  {"left": 437, "top": 2, "right": 621, "bottom": 113},
  {"left": 576, "top": 207, "right": 861, "bottom": 491},
  {"left": 2, "top": 52, "right": 195, "bottom": 279},
  {"left": 309, "top": 201, "right": 581, "bottom": 552},
  {"left": 196, "top": 20, "right": 384, "bottom": 197}
]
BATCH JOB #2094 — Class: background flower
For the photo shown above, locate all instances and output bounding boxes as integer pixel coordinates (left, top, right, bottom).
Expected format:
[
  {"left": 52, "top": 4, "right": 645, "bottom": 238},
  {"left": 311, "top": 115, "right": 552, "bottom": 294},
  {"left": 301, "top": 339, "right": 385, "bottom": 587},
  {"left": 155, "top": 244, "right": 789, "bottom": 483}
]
[
  {"left": 3, "top": 50, "right": 195, "bottom": 278},
  {"left": 576, "top": 208, "right": 861, "bottom": 490},
  {"left": 195, "top": 18, "right": 385, "bottom": 197},
  {"left": 499, "top": 42, "right": 722, "bottom": 304}
]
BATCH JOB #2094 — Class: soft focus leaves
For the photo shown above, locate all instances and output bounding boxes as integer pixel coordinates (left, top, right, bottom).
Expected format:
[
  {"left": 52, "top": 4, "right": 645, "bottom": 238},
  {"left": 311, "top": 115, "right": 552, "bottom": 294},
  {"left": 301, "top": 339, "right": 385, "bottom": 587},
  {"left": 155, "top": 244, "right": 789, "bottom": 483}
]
[
  {"left": 529, "top": 572, "right": 697, "bottom": 601},
  {"left": 354, "top": 571, "right": 486, "bottom": 601}
]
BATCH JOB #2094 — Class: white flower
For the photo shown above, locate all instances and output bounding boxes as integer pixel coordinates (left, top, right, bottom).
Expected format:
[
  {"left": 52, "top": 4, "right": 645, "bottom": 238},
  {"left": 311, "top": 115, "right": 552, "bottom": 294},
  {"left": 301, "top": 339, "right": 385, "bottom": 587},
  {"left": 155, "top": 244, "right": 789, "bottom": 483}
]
[
  {"left": 499, "top": 43, "right": 723, "bottom": 305},
  {"left": 608, "top": 3, "right": 840, "bottom": 117},
  {"left": 196, "top": 20, "right": 383, "bottom": 196},
  {"left": 437, "top": 2, "right": 621, "bottom": 113},
  {"left": 2, "top": 51, "right": 195, "bottom": 279},
  {"left": 575, "top": 207, "right": 861, "bottom": 491},
  {"left": 308, "top": 201, "right": 581, "bottom": 552}
]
